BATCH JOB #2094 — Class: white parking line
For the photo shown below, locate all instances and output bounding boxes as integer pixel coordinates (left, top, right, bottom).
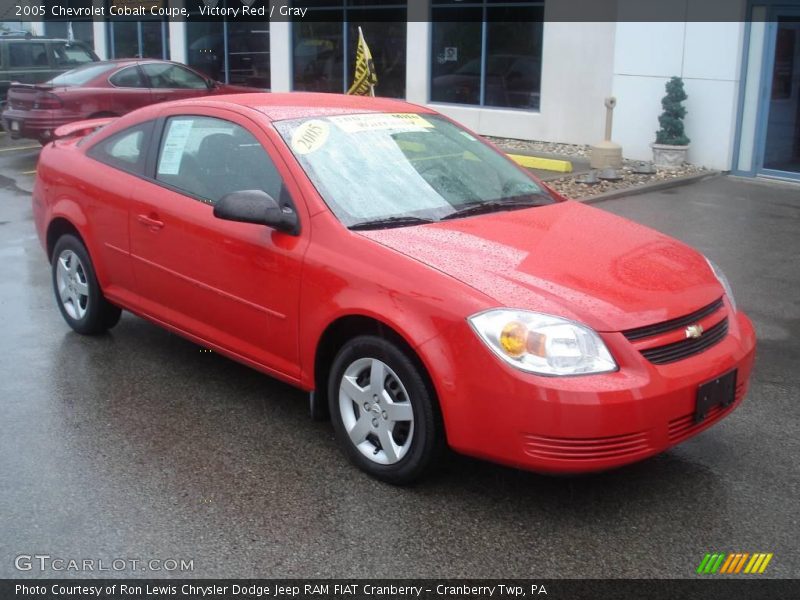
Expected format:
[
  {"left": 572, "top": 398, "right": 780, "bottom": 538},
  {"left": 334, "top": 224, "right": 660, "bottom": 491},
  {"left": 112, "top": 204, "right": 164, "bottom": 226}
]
[{"left": 0, "top": 145, "right": 40, "bottom": 153}]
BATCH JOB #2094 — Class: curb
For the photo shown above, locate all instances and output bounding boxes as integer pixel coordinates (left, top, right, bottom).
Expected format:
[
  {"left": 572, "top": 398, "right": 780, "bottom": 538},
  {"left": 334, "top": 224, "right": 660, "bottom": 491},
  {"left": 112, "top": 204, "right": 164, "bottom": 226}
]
[
  {"left": 495, "top": 144, "right": 583, "bottom": 173},
  {"left": 576, "top": 170, "right": 721, "bottom": 204},
  {"left": 508, "top": 153, "right": 573, "bottom": 173}
]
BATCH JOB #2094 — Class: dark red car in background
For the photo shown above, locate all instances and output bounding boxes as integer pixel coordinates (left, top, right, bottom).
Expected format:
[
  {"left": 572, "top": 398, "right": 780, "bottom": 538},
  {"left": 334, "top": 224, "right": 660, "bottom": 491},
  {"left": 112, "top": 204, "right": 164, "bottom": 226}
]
[{"left": 1, "top": 59, "right": 256, "bottom": 143}]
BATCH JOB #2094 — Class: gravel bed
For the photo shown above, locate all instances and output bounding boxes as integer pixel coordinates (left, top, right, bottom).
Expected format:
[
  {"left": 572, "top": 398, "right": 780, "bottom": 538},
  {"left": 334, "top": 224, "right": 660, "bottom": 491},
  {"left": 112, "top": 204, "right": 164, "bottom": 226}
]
[
  {"left": 548, "top": 161, "right": 710, "bottom": 200},
  {"left": 485, "top": 136, "right": 590, "bottom": 158},
  {"left": 485, "top": 136, "right": 710, "bottom": 200}
]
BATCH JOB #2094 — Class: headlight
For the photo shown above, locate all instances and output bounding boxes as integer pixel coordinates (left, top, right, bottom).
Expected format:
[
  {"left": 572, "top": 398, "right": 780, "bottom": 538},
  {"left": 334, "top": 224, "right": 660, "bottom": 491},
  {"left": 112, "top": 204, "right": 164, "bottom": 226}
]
[
  {"left": 706, "top": 258, "right": 737, "bottom": 312},
  {"left": 468, "top": 309, "right": 617, "bottom": 376}
]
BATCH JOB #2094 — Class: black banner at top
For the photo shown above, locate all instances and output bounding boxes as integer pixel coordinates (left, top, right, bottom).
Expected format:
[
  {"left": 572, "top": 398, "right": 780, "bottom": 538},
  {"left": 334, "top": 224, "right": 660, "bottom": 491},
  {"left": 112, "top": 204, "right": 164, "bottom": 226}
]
[{"left": 0, "top": 0, "right": 781, "bottom": 23}]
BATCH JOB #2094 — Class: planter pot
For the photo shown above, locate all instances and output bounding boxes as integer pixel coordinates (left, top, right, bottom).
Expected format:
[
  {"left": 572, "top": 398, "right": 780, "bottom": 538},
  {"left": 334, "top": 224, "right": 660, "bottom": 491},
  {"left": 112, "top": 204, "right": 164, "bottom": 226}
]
[{"left": 651, "top": 143, "right": 689, "bottom": 169}]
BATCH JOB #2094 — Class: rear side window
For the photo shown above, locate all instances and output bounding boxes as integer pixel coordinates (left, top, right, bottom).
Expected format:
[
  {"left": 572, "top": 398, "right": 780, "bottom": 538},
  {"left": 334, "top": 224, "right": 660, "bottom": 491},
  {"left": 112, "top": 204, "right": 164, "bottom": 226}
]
[
  {"left": 87, "top": 122, "right": 154, "bottom": 176},
  {"left": 155, "top": 115, "right": 284, "bottom": 205},
  {"left": 50, "top": 63, "right": 117, "bottom": 87},
  {"left": 8, "top": 43, "right": 48, "bottom": 68},
  {"left": 110, "top": 66, "right": 144, "bottom": 88},
  {"left": 51, "top": 43, "right": 96, "bottom": 67}
]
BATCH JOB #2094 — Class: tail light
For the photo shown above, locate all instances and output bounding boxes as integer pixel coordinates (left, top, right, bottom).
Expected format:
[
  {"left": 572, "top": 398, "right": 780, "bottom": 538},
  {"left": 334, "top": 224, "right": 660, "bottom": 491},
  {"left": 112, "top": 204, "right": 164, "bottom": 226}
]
[{"left": 33, "top": 92, "right": 63, "bottom": 109}]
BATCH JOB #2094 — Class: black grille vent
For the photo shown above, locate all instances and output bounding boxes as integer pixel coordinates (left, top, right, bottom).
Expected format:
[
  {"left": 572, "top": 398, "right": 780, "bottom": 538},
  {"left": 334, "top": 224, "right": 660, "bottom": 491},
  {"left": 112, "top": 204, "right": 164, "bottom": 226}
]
[
  {"left": 640, "top": 318, "right": 729, "bottom": 365},
  {"left": 622, "top": 298, "right": 724, "bottom": 341}
]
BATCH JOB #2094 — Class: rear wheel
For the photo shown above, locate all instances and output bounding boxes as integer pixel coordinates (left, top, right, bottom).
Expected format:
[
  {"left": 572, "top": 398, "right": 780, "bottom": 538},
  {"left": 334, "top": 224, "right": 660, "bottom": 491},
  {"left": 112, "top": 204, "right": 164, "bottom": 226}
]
[
  {"left": 51, "top": 234, "right": 121, "bottom": 335},
  {"left": 328, "top": 335, "right": 442, "bottom": 484}
]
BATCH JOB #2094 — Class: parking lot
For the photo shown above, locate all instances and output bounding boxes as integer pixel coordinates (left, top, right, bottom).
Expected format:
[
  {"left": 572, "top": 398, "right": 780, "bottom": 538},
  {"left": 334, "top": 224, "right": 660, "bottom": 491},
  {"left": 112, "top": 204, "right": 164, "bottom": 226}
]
[{"left": 0, "top": 134, "right": 797, "bottom": 579}]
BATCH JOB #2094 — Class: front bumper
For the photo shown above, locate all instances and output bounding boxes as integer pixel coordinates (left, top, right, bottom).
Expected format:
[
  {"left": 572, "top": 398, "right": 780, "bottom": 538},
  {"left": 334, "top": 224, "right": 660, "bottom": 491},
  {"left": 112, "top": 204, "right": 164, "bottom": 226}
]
[
  {"left": 1, "top": 108, "right": 81, "bottom": 141},
  {"left": 423, "top": 305, "right": 757, "bottom": 473}
]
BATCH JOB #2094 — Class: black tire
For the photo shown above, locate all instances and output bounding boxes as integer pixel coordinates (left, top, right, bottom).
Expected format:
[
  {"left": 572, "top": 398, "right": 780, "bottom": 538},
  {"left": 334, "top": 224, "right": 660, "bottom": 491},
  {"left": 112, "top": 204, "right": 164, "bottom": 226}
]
[
  {"left": 51, "top": 234, "right": 121, "bottom": 335},
  {"left": 328, "top": 335, "right": 443, "bottom": 484}
]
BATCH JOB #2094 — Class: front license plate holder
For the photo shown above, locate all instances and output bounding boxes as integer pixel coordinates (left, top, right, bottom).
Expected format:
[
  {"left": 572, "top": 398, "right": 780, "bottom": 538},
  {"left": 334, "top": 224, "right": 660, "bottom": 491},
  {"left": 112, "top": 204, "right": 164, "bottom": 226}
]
[{"left": 695, "top": 369, "right": 737, "bottom": 424}]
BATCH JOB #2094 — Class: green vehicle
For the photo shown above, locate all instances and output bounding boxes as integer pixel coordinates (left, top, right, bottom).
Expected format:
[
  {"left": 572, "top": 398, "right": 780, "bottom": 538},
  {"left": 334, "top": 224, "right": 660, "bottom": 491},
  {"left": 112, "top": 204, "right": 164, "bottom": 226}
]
[{"left": 0, "top": 34, "right": 98, "bottom": 103}]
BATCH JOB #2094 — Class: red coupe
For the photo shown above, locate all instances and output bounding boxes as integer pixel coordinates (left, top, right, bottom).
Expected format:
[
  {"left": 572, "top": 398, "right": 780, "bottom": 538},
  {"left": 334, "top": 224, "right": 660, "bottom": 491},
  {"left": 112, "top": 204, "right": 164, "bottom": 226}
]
[
  {"left": 2, "top": 59, "right": 255, "bottom": 144},
  {"left": 33, "top": 94, "right": 756, "bottom": 483}
]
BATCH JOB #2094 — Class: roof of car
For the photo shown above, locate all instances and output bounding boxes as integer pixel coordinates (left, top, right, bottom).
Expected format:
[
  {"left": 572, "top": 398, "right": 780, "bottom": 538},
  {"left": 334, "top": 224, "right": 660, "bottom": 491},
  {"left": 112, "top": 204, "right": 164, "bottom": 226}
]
[{"left": 171, "top": 92, "right": 434, "bottom": 122}]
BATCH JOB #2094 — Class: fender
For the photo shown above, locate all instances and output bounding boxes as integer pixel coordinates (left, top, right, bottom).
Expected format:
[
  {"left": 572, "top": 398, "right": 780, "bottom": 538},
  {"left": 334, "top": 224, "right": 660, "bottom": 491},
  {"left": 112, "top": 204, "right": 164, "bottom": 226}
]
[
  {"left": 304, "top": 304, "right": 466, "bottom": 437},
  {"left": 46, "top": 198, "right": 109, "bottom": 286}
]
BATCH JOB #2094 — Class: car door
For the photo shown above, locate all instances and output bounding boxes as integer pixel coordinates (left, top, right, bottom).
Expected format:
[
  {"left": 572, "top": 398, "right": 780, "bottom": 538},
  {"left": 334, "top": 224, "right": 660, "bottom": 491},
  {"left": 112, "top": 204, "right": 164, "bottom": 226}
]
[
  {"left": 128, "top": 107, "right": 310, "bottom": 380},
  {"left": 140, "top": 62, "right": 213, "bottom": 104},
  {"left": 82, "top": 120, "right": 156, "bottom": 295},
  {"left": 105, "top": 65, "right": 154, "bottom": 114}
]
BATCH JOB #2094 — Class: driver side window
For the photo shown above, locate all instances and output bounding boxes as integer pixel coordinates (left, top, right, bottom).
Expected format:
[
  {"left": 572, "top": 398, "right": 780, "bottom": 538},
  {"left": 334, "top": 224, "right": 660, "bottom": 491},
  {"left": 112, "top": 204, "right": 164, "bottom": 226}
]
[{"left": 155, "top": 116, "right": 285, "bottom": 205}]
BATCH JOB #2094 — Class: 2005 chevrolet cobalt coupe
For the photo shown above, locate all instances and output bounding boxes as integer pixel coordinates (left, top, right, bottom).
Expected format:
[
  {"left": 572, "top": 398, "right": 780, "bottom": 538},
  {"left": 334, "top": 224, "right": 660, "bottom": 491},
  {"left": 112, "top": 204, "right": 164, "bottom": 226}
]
[{"left": 33, "top": 93, "right": 756, "bottom": 483}]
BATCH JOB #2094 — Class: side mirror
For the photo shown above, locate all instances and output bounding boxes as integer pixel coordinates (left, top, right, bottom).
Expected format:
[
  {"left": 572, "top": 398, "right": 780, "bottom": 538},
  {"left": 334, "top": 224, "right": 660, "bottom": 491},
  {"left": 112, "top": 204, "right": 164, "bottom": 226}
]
[{"left": 213, "top": 190, "right": 299, "bottom": 235}]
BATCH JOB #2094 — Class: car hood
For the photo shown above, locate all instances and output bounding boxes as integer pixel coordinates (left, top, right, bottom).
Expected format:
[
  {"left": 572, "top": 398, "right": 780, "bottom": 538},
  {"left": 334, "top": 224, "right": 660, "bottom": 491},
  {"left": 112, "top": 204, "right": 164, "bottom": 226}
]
[{"left": 357, "top": 201, "right": 722, "bottom": 332}]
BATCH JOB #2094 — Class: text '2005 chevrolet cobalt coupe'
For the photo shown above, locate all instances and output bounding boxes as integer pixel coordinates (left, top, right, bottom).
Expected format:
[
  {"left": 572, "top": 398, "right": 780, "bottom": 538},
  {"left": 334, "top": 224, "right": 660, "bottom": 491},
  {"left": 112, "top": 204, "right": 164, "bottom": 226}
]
[{"left": 33, "top": 93, "right": 756, "bottom": 483}]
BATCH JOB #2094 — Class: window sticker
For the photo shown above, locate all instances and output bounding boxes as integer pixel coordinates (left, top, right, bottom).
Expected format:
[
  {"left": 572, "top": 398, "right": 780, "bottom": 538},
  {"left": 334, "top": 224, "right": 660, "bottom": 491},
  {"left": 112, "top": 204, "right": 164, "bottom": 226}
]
[
  {"left": 291, "top": 119, "right": 330, "bottom": 155},
  {"left": 158, "top": 119, "right": 194, "bottom": 175},
  {"left": 330, "top": 113, "right": 434, "bottom": 134}
]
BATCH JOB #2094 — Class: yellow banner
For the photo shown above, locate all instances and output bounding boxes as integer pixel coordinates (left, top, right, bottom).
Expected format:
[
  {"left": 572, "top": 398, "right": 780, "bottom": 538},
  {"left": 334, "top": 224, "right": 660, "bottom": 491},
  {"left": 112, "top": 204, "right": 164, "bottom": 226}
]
[{"left": 347, "top": 27, "right": 378, "bottom": 96}]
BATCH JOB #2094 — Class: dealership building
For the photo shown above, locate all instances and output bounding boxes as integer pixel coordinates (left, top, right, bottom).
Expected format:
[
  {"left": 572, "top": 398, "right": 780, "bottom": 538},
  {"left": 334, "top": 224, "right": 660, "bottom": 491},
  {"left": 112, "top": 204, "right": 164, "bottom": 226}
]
[{"left": 4, "top": 0, "right": 800, "bottom": 179}]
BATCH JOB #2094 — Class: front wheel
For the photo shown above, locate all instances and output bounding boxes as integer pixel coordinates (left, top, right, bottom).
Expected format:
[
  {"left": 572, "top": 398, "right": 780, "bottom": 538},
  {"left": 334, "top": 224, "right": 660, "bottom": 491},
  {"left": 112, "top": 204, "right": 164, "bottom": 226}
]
[
  {"left": 328, "top": 335, "right": 442, "bottom": 484},
  {"left": 52, "top": 234, "right": 121, "bottom": 335}
]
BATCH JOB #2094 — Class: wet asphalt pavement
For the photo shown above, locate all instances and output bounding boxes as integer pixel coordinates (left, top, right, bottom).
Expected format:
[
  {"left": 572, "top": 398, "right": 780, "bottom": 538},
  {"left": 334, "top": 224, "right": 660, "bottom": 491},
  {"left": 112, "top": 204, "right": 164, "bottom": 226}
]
[{"left": 0, "top": 138, "right": 798, "bottom": 579}]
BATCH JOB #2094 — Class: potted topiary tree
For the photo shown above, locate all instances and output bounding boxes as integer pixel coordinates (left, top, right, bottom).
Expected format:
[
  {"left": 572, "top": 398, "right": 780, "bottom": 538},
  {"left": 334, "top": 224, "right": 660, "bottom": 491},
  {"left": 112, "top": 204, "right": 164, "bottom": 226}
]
[{"left": 652, "top": 76, "right": 690, "bottom": 168}]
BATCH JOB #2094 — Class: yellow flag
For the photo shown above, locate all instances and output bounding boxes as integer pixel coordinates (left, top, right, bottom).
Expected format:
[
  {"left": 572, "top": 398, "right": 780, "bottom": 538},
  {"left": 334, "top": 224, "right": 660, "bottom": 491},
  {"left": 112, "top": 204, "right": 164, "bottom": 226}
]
[{"left": 347, "top": 27, "right": 378, "bottom": 96}]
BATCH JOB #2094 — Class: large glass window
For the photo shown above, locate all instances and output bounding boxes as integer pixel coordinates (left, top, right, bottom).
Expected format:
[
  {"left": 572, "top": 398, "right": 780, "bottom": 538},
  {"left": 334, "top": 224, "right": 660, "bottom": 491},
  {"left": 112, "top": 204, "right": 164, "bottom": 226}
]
[
  {"left": 43, "top": 0, "right": 95, "bottom": 47},
  {"left": 186, "top": 2, "right": 270, "bottom": 88},
  {"left": 106, "top": 1, "right": 169, "bottom": 59},
  {"left": 431, "top": 1, "right": 543, "bottom": 110},
  {"left": 292, "top": 1, "right": 406, "bottom": 98}
]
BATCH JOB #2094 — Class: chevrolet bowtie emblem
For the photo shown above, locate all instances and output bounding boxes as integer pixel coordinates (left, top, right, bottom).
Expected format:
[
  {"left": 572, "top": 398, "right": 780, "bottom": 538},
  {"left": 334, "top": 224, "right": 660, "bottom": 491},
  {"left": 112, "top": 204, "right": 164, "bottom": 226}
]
[{"left": 685, "top": 324, "right": 704, "bottom": 339}]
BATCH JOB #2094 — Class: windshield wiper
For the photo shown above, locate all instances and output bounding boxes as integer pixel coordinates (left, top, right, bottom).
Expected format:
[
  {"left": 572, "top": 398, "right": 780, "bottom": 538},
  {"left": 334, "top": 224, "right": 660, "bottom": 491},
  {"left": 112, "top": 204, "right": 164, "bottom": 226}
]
[
  {"left": 349, "top": 216, "right": 435, "bottom": 231},
  {"left": 440, "top": 195, "right": 549, "bottom": 221}
]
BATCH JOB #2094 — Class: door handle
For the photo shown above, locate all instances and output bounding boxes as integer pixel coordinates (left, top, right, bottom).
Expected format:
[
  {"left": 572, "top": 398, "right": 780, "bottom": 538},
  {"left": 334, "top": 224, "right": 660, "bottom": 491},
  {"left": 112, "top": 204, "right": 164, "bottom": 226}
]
[{"left": 137, "top": 214, "right": 164, "bottom": 230}]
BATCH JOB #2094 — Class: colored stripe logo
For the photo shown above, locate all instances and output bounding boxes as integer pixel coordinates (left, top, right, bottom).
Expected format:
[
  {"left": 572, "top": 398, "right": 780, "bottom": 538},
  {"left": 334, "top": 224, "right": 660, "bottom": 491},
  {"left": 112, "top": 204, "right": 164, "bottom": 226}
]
[{"left": 697, "top": 553, "right": 773, "bottom": 574}]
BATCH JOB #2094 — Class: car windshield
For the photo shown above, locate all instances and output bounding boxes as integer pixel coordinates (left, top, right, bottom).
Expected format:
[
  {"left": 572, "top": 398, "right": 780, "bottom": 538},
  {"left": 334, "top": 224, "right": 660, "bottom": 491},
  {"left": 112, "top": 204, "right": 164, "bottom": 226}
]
[
  {"left": 274, "top": 113, "right": 553, "bottom": 228},
  {"left": 49, "top": 63, "right": 116, "bottom": 87}
]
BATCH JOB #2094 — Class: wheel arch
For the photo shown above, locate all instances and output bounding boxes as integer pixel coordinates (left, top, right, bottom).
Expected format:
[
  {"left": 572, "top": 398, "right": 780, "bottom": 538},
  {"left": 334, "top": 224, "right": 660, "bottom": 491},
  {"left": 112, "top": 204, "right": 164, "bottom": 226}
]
[
  {"left": 312, "top": 314, "right": 444, "bottom": 433},
  {"left": 46, "top": 216, "right": 85, "bottom": 263},
  {"left": 43, "top": 199, "right": 109, "bottom": 286}
]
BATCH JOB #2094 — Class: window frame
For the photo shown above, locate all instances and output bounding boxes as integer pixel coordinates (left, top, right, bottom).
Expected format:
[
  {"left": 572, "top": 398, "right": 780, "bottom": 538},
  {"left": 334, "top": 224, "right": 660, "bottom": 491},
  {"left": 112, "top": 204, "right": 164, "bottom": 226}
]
[
  {"left": 140, "top": 62, "right": 211, "bottom": 90},
  {"left": 428, "top": 0, "right": 544, "bottom": 111},
  {"left": 7, "top": 41, "right": 51, "bottom": 69},
  {"left": 289, "top": 1, "right": 408, "bottom": 96},
  {"left": 142, "top": 112, "right": 300, "bottom": 224},
  {"left": 86, "top": 120, "right": 156, "bottom": 177},
  {"left": 108, "top": 65, "right": 147, "bottom": 89}
]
